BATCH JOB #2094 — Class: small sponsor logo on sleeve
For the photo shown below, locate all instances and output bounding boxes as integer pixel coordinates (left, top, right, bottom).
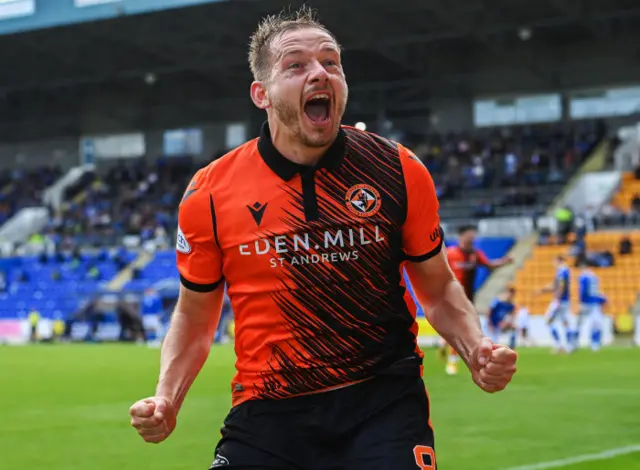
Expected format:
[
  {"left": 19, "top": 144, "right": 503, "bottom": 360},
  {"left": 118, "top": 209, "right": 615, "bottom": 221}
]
[{"left": 176, "top": 226, "right": 192, "bottom": 254}]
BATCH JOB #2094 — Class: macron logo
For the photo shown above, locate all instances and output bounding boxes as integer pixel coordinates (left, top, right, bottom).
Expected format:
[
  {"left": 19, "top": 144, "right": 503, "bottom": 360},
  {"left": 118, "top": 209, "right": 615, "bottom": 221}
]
[
  {"left": 176, "top": 226, "right": 191, "bottom": 254},
  {"left": 247, "top": 201, "right": 268, "bottom": 226}
]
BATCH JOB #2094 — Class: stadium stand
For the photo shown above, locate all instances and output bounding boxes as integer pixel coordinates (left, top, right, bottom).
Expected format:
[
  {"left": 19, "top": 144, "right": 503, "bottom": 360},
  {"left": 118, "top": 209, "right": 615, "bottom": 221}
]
[
  {"left": 514, "top": 231, "right": 640, "bottom": 316},
  {"left": 8, "top": 122, "right": 597, "bottom": 252},
  {"left": 44, "top": 157, "right": 203, "bottom": 249},
  {"left": 407, "top": 123, "right": 601, "bottom": 228},
  {"left": 605, "top": 170, "right": 640, "bottom": 224},
  {"left": 0, "top": 166, "right": 62, "bottom": 226},
  {"left": 124, "top": 250, "right": 179, "bottom": 293},
  {"left": 0, "top": 248, "right": 136, "bottom": 323}
]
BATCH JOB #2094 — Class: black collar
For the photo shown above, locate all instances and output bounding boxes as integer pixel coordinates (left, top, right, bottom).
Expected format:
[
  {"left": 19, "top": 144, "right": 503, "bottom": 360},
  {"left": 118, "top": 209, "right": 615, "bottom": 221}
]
[{"left": 257, "top": 121, "right": 347, "bottom": 181}]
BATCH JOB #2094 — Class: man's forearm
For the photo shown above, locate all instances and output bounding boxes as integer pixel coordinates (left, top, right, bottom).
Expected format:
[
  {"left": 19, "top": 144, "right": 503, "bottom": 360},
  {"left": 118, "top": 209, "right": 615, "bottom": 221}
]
[
  {"left": 489, "top": 256, "right": 511, "bottom": 269},
  {"left": 155, "top": 310, "right": 214, "bottom": 412},
  {"left": 424, "top": 278, "right": 484, "bottom": 367}
]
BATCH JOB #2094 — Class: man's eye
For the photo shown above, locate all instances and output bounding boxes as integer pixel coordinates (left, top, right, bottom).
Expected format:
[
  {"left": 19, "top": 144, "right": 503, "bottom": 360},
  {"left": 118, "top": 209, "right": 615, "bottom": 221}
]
[
  {"left": 324, "top": 60, "right": 336, "bottom": 67},
  {"left": 288, "top": 63, "right": 301, "bottom": 69}
]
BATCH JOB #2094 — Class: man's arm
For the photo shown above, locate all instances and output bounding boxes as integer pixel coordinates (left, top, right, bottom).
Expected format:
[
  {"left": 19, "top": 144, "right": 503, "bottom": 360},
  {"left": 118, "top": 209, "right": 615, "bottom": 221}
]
[
  {"left": 536, "top": 283, "right": 556, "bottom": 294},
  {"left": 156, "top": 283, "right": 225, "bottom": 412},
  {"left": 397, "top": 143, "right": 517, "bottom": 393},
  {"left": 478, "top": 250, "right": 513, "bottom": 270},
  {"left": 130, "top": 168, "right": 225, "bottom": 443},
  {"left": 129, "top": 285, "right": 223, "bottom": 443},
  {"left": 487, "top": 256, "right": 513, "bottom": 269},
  {"left": 405, "top": 251, "right": 517, "bottom": 392},
  {"left": 405, "top": 250, "right": 484, "bottom": 371},
  {"left": 536, "top": 277, "right": 561, "bottom": 296}
]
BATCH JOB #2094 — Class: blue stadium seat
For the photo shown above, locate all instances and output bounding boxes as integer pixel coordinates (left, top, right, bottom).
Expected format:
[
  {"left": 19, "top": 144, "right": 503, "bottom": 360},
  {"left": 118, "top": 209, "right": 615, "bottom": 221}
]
[{"left": 0, "top": 252, "right": 134, "bottom": 320}]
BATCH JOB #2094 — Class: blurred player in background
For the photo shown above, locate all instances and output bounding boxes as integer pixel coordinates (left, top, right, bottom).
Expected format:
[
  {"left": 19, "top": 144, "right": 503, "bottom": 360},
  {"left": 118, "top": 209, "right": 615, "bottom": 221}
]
[
  {"left": 515, "top": 304, "right": 532, "bottom": 347},
  {"left": 487, "top": 286, "right": 517, "bottom": 349},
  {"left": 536, "top": 255, "right": 576, "bottom": 353},
  {"left": 577, "top": 259, "right": 606, "bottom": 351},
  {"left": 442, "top": 225, "right": 513, "bottom": 374}
]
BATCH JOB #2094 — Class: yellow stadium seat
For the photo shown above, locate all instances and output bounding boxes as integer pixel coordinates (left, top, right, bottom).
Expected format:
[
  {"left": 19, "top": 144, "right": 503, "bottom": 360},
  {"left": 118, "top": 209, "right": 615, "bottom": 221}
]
[{"left": 612, "top": 174, "right": 640, "bottom": 211}]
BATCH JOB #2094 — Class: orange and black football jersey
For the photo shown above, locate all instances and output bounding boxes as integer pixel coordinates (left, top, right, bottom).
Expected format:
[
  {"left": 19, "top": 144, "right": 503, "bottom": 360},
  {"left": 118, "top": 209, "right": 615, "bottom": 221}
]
[{"left": 176, "top": 122, "right": 444, "bottom": 406}]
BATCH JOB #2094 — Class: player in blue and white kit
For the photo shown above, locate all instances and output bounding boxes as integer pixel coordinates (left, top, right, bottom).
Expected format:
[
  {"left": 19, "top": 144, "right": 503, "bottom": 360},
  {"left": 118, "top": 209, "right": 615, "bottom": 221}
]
[
  {"left": 536, "top": 256, "right": 576, "bottom": 353},
  {"left": 515, "top": 305, "right": 532, "bottom": 346},
  {"left": 487, "top": 286, "right": 517, "bottom": 349},
  {"left": 577, "top": 259, "right": 606, "bottom": 351}
]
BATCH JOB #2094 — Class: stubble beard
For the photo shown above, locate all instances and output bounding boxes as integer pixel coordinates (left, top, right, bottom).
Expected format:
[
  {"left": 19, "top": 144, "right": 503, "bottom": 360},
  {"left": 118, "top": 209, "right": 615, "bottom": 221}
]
[{"left": 271, "top": 86, "right": 348, "bottom": 149}]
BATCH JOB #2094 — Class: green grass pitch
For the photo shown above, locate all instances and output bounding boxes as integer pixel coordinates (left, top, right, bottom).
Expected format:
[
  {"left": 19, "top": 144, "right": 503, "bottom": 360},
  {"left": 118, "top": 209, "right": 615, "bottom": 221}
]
[{"left": 1, "top": 344, "right": 639, "bottom": 469}]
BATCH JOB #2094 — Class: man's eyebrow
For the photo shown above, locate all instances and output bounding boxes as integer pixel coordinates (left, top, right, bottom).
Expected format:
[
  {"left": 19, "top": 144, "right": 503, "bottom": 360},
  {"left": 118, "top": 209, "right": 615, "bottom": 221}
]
[
  {"left": 320, "top": 45, "right": 339, "bottom": 54},
  {"left": 278, "top": 45, "right": 339, "bottom": 62},
  {"left": 278, "top": 49, "right": 304, "bottom": 62}
]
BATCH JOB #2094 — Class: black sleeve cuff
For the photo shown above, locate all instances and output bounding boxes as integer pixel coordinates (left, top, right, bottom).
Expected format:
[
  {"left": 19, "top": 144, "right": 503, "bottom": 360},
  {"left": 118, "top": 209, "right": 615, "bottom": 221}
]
[
  {"left": 180, "top": 274, "right": 223, "bottom": 293},
  {"left": 403, "top": 228, "right": 445, "bottom": 263}
]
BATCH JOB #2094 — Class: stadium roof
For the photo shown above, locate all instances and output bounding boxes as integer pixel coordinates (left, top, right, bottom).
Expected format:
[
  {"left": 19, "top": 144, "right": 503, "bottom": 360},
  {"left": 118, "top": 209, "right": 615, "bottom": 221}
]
[{"left": 1, "top": 0, "right": 640, "bottom": 141}]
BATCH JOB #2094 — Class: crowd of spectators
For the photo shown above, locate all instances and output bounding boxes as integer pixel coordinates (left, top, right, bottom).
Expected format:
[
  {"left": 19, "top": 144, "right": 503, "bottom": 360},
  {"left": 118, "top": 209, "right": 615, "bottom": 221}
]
[
  {"left": 0, "top": 166, "right": 62, "bottom": 226},
  {"left": 0, "top": 120, "right": 608, "bottom": 253},
  {"left": 406, "top": 121, "right": 603, "bottom": 210},
  {"left": 41, "top": 156, "right": 204, "bottom": 250}
]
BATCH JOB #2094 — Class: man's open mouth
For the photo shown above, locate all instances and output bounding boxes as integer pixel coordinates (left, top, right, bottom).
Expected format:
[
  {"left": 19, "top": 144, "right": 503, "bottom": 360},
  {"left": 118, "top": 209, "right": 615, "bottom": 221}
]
[{"left": 304, "top": 93, "right": 331, "bottom": 124}]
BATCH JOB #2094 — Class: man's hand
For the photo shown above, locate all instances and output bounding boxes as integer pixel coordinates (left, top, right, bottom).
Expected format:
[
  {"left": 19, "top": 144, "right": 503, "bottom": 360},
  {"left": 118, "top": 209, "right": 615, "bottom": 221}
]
[
  {"left": 469, "top": 337, "right": 518, "bottom": 393},
  {"left": 129, "top": 396, "right": 177, "bottom": 444}
]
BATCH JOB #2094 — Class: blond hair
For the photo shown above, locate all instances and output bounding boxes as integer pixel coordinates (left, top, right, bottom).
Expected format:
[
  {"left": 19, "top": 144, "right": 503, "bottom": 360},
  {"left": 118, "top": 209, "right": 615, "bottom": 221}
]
[{"left": 248, "top": 5, "right": 339, "bottom": 82}]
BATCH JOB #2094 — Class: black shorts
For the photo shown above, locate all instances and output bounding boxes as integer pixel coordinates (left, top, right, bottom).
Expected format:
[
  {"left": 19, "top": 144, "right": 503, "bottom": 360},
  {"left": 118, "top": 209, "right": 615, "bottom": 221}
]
[{"left": 209, "top": 375, "right": 436, "bottom": 470}]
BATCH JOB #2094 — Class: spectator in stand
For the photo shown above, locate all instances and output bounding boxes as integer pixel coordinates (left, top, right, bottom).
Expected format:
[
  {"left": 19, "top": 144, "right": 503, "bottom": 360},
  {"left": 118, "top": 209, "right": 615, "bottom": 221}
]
[
  {"left": 503, "top": 151, "right": 518, "bottom": 185},
  {"left": 619, "top": 236, "right": 632, "bottom": 256},
  {"left": 598, "top": 203, "right": 625, "bottom": 227},
  {"left": 628, "top": 194, "right": 640, "bottom": 226},
  {"left": 472, "top": 200, "right": 495, "bottom": 218},
  {"left": 555, "top": 205, "right": 574, "bottom": 244}
]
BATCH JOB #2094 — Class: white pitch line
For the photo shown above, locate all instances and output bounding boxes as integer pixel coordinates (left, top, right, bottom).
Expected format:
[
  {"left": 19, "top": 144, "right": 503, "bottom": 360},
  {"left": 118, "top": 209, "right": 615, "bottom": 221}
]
[{"left": 504, "top": 445, "right": 640, "bottom": 470}]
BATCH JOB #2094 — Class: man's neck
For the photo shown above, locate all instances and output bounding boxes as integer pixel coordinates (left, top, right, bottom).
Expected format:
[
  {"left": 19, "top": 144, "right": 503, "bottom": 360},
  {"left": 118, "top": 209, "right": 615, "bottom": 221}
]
[{"left": 269, "top": 119, "right": 332, "bottom": 167}]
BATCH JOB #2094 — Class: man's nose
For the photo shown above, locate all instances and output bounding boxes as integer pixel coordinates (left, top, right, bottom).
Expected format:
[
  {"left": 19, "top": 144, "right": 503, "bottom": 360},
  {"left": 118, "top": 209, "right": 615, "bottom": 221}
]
[{"left": 308, "top": 60, "right": 329, "bottom": 84}]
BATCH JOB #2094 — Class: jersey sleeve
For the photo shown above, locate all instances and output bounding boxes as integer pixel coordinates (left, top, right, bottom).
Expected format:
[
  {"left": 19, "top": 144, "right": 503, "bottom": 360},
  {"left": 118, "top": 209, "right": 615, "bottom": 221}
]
[
  {"left": 399, "top": 145, "right": 444, "bottom": 262},
  {"left": 175, "top": 171, "right": 223, "bottom": 292}
]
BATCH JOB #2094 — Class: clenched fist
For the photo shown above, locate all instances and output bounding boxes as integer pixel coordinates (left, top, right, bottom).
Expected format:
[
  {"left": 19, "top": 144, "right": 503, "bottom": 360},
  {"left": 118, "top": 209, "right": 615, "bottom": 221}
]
[
  {"left": 129, "top": 396, "right": 177, "bottom": 444},
  {"left": 470, "top": 337, "right": 518, "bottom": 393}
]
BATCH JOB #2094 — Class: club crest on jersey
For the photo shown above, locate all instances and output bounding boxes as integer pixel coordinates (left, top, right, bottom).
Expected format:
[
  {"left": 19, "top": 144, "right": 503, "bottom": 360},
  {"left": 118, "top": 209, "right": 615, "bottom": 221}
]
[
  {"left": 345, "top": 184, "right": 381, "bottom": 218},
  {"left": 176, "top": 226, "right": 191, "bottom": 254}
]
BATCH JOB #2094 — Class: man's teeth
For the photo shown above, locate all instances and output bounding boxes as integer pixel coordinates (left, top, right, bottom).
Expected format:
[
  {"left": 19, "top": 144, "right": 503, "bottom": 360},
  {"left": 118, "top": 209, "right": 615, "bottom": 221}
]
[{"left": 309, "top": 94, "right": 330, "bottom": 101}]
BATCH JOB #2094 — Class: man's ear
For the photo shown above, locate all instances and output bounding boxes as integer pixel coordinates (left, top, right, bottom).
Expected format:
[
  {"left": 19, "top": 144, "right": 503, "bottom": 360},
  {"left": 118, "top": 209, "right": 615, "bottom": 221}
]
[{"left": 250, "top": 81, "right": 270, "bottom": 110}]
